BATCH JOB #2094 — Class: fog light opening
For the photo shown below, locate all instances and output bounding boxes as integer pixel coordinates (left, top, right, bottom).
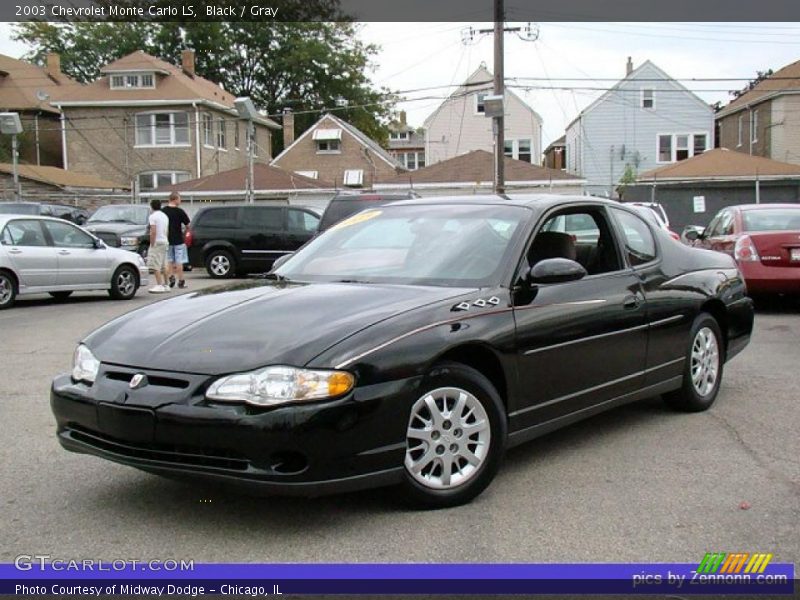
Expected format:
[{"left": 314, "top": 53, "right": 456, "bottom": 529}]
[{"left": 269, "top": 451, "right": 308, "bottom": 474}]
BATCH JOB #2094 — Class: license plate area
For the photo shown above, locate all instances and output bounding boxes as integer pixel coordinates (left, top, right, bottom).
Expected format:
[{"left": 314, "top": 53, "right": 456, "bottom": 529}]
[
  {"left": 97, "top": 403, "right": 154, "bottom": 443},
  {"left": 790, "top": 248, "right": 800, "bottom": 262}
]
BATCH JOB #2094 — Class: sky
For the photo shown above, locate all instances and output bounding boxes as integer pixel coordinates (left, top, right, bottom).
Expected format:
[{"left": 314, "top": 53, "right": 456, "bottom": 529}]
[{"left": 2, "top": 21, "right": 800, "bottom": 149}]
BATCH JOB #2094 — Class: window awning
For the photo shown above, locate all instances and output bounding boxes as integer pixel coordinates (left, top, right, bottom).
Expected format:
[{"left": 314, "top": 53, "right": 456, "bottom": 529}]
[{"left": 312, "top": 128, "right": 342, "bottom": 141}]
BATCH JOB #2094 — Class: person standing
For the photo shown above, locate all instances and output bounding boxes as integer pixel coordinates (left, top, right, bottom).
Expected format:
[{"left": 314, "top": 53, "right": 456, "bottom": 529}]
[
  {"left": 161, "top": 191, "right": 191, "bottom": 289},
  {"left": 147, "top": 199, "right": 170, "bottom": 293}
]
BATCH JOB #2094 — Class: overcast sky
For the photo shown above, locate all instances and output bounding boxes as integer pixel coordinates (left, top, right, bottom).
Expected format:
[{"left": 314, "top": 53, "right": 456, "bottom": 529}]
[{"left": 2, "top": 21, "right": 800, "bottom": 148}]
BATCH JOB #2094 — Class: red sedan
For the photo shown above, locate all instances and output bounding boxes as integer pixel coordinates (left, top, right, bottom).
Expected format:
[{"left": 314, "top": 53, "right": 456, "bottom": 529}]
[{"left": 688, "top": 203, "right": 800, "bottom": 294}]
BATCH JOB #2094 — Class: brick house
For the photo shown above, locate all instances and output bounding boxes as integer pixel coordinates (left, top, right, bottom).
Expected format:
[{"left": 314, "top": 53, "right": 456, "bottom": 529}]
[
  {"left": 50, "top": 50, "right": 280, "bottom": 192},
  {"left": 716, "top": 59, "right": 800, "bottom": 165},
  {"left": 387, "top": 111, "right": 425, "bottom": 170},
  {"left": 0, "top": 53, "right": 80, "bottom": 167},
  {"left": 271, "top": 112, "right": 406, "bottom": 188}
]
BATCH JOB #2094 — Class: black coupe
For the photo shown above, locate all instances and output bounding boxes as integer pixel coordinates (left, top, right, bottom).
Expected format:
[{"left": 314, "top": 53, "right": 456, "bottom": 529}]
[{"left": 51, "top": 196, "right": 754, "bottom": 507}]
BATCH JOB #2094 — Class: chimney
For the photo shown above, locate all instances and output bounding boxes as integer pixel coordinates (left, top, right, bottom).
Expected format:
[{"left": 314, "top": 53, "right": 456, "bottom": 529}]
[
  {"left": 45, "top": 53, "right": 61, "bottom": 78},
  {"left": 181, "top": 49, "right": 195, "bottom": 77},
  {"left": 282, "top": 108, "right": 295, "bottom": 148},
  {"left": 626, "top": 56, "right": 633, "bottom": 76},
  {"left": 399, "top": 110, "right": 407, "bottom": 125}
]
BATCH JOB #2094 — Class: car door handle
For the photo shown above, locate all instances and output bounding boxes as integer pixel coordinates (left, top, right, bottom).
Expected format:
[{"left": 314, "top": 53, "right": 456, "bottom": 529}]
[
  {"left": 58, "top": 250, "right": 71, "bottom": 255},
  {"left": 623, "top": 294, "right": 642, "bottom": 309},
  {"left": 8, "top": 248, "right": 22, "bottom": 254}
]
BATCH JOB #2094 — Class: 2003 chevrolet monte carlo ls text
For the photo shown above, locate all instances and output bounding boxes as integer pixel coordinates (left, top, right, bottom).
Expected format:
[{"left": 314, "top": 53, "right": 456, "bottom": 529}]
[{"left": 51, "top": 195, "right": 754, "bottom": 508}]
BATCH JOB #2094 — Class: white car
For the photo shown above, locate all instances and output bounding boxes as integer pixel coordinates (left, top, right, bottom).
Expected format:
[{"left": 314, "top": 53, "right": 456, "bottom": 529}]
[{"left": 0, "top": 214, "right": 149, "bottom": 309}]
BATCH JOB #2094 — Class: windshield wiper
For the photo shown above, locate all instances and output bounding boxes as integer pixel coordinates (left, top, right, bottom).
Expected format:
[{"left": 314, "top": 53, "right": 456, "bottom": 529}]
[
  {"left": 261, "top": 272, "right": 291, "bottom": 282},
  {"left": 334, "top": 278, "right": 374, "bottom": 284}
]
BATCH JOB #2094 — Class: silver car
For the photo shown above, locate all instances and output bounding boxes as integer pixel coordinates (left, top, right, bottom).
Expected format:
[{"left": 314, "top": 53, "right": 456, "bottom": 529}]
[{"left": 0, "top": 215, "right": 149, "bottom": 309}]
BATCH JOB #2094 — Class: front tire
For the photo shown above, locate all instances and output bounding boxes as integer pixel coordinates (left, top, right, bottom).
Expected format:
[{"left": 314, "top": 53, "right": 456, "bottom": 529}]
[
  {"left": 108, "top": 265, "right": 139, "bottom": 300},
  {"left": 401, "top": 362, "right": 506, "bottom": 508},
  {"left": 205, "top": 249, "right": 235, "bottom": 278},
  {"left": 664, "top": 313, "right": 724, "bottom": 412},
  {"left": 0, "top": 272, "right": 16, "bottom": 309}
]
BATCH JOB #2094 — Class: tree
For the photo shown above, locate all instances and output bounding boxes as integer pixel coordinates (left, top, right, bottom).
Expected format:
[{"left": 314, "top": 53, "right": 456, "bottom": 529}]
[
  {"left": 616, "top": 163, "right": 637, "bottom": 200},
  {"left": 13, "top": 9, "right": 394, "bottom": 155},
  {"left": 730, "top": 69, "right": 774, "bottom": 99}
]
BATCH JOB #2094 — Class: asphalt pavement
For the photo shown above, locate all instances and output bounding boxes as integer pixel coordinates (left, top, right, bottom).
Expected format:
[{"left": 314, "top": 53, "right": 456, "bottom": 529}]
[{"left": 1, "top": 275, "right": 798, "bottom": 566}]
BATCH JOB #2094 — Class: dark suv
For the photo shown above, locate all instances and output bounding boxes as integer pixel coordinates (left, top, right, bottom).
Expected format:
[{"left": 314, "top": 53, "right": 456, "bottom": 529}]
[
  {"left": 0, "top": 202, "right": 89, "bottom": 225},
  {"left": 317, "top": 192, "right": 418, "bottom": 232},
  {"left": 187, "top": 204, "right": 321, "bottom": 278}
]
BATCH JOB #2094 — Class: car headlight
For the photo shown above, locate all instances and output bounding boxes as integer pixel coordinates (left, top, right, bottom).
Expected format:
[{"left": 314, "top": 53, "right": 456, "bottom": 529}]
[
  {"left": 206, "top": 366, "right": 355, "bottom": 407},
  {"left": 72, "top": 344, "right": 100, "bottom": 384},
  {"left": 120, "top": 236, "right": 139, "bottom": 247}
]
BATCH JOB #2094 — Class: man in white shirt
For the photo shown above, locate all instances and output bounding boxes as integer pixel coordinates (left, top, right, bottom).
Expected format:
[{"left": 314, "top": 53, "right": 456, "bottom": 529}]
[{"left": 147, "top": 199, "right": 170, "bottom": 293}]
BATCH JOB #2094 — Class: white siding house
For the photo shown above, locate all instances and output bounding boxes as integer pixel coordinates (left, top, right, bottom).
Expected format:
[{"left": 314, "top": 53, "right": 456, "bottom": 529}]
[
  {"left": 565, "top": 60, "right": 714, "bottom": 197},
  {"left": 423, "top": 65, "right": 543, "bottom": 167}
]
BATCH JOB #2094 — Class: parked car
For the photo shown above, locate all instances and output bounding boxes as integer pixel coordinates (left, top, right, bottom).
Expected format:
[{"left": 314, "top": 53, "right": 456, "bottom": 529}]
[
  {"left": 625, "top": 202, "right": 680, "bottom": 240},
  {"left": 685, "top": 203, "right": 800, "bottom": 295},
  {"left": 186, "top": 204, "right": 321, "bottom": 278},
  {"left": 317, "top": 191, "right": 418, "bottom": 232},
  {"left": 0, "top": 202, "right": 89, "bottom": 225},
  {"left": 0, "top": 215, "right": 148, "bottom": 309},
  {"left": 51, "top": 195, "right": 753, "bottom": 507}
]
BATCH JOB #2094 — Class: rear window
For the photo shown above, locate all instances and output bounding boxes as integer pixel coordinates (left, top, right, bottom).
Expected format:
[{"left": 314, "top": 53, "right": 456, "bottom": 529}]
[
  {"left": 195, "top": 207, "right": 240, "bottom": 228},
  {"left": 742, "top": 208, "right": 800, "bottom": 232},
  {"left": 319, "top": 195, "right": 411, "bottom": 231}
]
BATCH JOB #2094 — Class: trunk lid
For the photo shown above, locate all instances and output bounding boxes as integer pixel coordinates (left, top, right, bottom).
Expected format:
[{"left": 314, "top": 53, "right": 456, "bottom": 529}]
[{"left": 749, "top": 232, "right": 800, "bottom": 268}]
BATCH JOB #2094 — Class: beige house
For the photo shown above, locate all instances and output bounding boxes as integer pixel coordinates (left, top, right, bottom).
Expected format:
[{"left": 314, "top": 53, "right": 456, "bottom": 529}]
[
  {"left": 423, "top": 65, "right": 543, "bottom": 167},
  {"left": 271, "top": 112, "right": 405, "bottom": 188},
  {"left": 50, "top": 50, "right": 280, "bottom": 191}
]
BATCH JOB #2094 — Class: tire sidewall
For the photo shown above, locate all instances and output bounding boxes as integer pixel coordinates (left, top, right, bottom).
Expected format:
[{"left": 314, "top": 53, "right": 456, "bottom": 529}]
[
  {"left": 0, "top": 272, "right": 16, "bottom": 309},
  {"left": 205, "top": 250, "right": 234, "bottom": 278},
  {"left": 680, "top": 314, "right": 725, "bottom": 410},
  {"left": 111, "top": 265, "right": 138, "bottom": 300},
  {"left": 401, "top": 361, "right": 507, "bottom": 508}
]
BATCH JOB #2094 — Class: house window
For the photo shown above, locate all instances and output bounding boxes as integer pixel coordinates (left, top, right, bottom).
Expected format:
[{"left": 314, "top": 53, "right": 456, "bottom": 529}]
[
  {"left": 641, "top": 88, "right": 655, "bottom": 109},
  {"left": 343, "top": 169, "right": 364, "bottom": 187},
  {"left": 693, "top": 134, "right": 707, "bottom": 155},
  {"left": 504, "top": 139, "right": 533, "bottom": 163},
  {"left": 398, "top": 151, "right": 425, "bottom": 170},
  {"left": 137, "top": 171, "right": 190, "bottom": 191},
  {"left": 737, "top": 115, "right": 743, "bottom": 147},
  {"left": 675, "top": 135, "right": 690, "bottom": 161},
  {"left": 216, "top": 117, "right": 226, "bottom": 149},
  {"left": 658, "top": 133, "right": 709, "bottom": 163},
  {"left": 751, "top": 110, "right": 758, "bottom": 143},
  {"left": 202, "top": 113, "right": 213, "bottom": 146},
  {"left": 476, "top": 93, "right": 487, "bottom": 114},
  {"left": 110, "top": 72, "right": 155, "bottom": 89},
  {"left": 316, "top": 139, "right": 341, "bottom": 153},
  {"left": 134, "top": 112, "right": 189, "bottom": 146},
  {"left": 313, "top": 128, "right": 342, "bottom": 153},
  {"left": 406, "top": 152, "right": 416, "bottom": 170},
  {"left": 234, "top": 121, "right": 240, "bottom": 149},
  {"left": 658, "top": 134, "right": 673, "bottom": 162},
  {"left": 390, "top": 131, "right": 409, "bottom": 141}
]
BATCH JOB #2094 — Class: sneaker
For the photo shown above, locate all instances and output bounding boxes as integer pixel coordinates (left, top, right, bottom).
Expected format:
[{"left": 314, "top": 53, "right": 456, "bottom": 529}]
[
  {"left": 178, "top": 280, "right": 187, "bottom": 289},
  {"left": 168, "top": 275, "right": 176, "bottom": 288},
  {"left": 148, "top": 285, "right": 166, "bottom": 294}
]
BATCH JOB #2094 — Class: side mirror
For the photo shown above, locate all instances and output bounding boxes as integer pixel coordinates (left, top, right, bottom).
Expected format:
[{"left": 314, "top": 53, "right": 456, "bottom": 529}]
[
  {"left": 93, "top": 238, "right": 106, "bottom": 249},
  {"left": 529, "top": 258, "right": 587, "bottom": 285},
  {"left": 270, "top": 253, "right": 292, "bottom": 271},
  {"left": 683, "top": 226, "right": 705, "bottom": 242}
]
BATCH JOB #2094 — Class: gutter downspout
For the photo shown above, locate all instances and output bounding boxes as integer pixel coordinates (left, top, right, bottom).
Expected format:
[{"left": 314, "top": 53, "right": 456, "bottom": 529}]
[
  {"left": 193, "top": 102, "right": 201, "bottom": 178},
  {"left": 34, "top": 113, "right": 41, "bottom": 165},
  {"left": 58, "top": 108, "right": 68, "bottom": 169}
]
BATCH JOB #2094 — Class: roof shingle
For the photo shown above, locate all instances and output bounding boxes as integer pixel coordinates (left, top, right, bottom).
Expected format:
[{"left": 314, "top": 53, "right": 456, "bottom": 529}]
[
  {"left": 718, "top": 59, "right": 800, "bottom": 116},
  {"left": 0, "top": 162, "right": 127, "bottom": 189},
  {"left": 165, "top": 163, "right": 335, "bottom": 193},
  {"left": 0, "top": 53, "right": 80, "bottom": 114},
  {"left": 637, "top": 148, "right": 800, "bottom": 180}
]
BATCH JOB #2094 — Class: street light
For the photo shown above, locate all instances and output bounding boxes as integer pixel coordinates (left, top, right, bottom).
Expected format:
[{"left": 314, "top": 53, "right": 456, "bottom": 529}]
[
  {"left": 0, "top": 112, "right": 24, "bottom": 201},
  {"left": 234, "top": 97, "right": 258, "bottom": 204}
]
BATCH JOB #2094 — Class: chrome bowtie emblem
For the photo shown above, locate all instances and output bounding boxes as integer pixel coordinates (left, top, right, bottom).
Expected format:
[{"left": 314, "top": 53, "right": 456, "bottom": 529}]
[{"left": 129, "top": 373, "right": 147, "bottom": 389}]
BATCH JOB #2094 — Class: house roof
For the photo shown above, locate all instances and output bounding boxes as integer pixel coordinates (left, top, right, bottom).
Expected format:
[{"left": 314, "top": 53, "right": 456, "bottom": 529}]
[
  {"left": 0, "top": 162, "right": 127, "bottom": 189},
  {"left": 423, "top": 65, "right": 543, "bottom": 128},
  {"left": 271, "top": 112, "right": 404, "bottom": 170},
  {"left": 544, "top": 135, "right": 566, "bottom": 153},
  {"left": 164, "top": 163, "right": 335, "bottom": 193},
  {"left": 377, "top": 150, "right": 582, "bottom": 186},
  {"left": 51, "top": 50, "right": 280, "bottom": 129},
  {"left": 717, "top": 59, "right": 800, "bottom": 117},
  {"left": 566, "top": 60, "right": 711, "bottom": 130},
  {"left": 0, "top": 53, "right": 80, "bottom": 114},
  {"left": 637, "top": 148, "right": 800, "bottom": 181}
]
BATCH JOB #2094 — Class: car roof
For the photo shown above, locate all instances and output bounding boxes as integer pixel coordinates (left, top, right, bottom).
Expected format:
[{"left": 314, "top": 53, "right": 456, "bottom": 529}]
[
  {"left": 0, "top": 214, "right": 86, "bottom": 226},
  {"left": 385, "top": 193, "right": 622, "bottom": 212},
  {"left": 735, "top": 203, "right": 800, "bottom": 211}
]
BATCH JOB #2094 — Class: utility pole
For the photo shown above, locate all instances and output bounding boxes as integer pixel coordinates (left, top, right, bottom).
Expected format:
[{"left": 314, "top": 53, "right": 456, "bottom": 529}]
[{"left": 493, "top": 1, "right": 505, "bottom": 195}]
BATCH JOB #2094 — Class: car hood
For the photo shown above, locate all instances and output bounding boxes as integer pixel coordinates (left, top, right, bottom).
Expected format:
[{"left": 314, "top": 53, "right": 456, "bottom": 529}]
[
  {"left": 85, "top": 279, "right": 472, "bottom": 375},
  {"left": 85, "top": 222, "right": 146, "bottom": 236}
]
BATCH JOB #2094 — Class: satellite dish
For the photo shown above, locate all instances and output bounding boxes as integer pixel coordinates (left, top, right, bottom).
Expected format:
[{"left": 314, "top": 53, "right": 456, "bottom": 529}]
[{"left": 36, "top": 90, "right": 50, "bottom": 102}]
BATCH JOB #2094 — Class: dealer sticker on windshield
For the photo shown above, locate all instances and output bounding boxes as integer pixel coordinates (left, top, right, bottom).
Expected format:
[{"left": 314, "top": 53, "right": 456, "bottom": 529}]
[{"left": 331, "top": 209, "right": 382, "bottom": 230}]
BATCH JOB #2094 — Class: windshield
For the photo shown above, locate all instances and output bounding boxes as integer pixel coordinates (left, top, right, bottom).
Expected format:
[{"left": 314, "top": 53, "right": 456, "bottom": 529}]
[
  {"left": 318, "top": 195, "right": 412, "bottom": 231},
  {"left": 276, "top": 204, "right": 529, "bottom": 287},
  {"left": 88, "top": 205, "right": 149, "bottom": 225},
  {"left": 742, "top": 208, "right": 800, "bottom": 232},
  {"left": 0, "top": 204, "right": 38, "bottom": 215}
]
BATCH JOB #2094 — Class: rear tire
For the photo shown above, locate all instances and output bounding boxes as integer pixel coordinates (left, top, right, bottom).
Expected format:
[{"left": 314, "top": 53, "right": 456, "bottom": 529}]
[
  {"left": 108, "top": 265, "right": 139, "bottom": 300},
  {"left": 205, "top": 249, "right": 235, "bottom": 279},
  {"left": 49, "top": 291, "right": 73, "bottom": 301},
  {"left": 401, "top": 361, "right": 506, "bottom": 508},
  {"left": 0, "top": 271, "right": 16, "bottom": 309},
  {"left": 663, "top": 313, "right": 724, "bottom": 412}
]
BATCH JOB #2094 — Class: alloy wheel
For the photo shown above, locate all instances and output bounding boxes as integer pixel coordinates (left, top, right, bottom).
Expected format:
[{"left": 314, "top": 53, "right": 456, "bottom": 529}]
[
  {"left": 0, "top": 276, "right": 12, "bottom": 305},
  {"left": 691, "top": 326, "right": 719, "bottom": 397},
  {"left": 117, "top": 270, "right": 135, "bottom": 297},
  {"left": 405, "top": 386, "right": 491, "bottom": 490},
  {"left": 210, "top": 255, "right": 231, "bottom": 276}
]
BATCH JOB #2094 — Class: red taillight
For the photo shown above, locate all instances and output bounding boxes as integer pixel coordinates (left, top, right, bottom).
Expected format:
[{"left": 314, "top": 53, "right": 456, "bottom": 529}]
[
  {"left": 668, "top": 229, "right": 680, "bottom": 241},
  {"left": 734, "top": 235, "right": 760, "bottom": 262},
  {"left": 184, "top": 228, "right": 193, "bottom": 247}
]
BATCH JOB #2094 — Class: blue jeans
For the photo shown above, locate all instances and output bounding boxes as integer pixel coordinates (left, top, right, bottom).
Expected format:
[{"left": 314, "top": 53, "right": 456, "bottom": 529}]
[{"left": 167, "top": 244, "right": 188, "bottom": 264}]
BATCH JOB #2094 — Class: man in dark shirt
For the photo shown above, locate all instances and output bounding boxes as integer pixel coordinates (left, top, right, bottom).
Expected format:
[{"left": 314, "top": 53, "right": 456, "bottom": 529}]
[{"left": 161, "top": 191, "right": 191, "bottom": 289}]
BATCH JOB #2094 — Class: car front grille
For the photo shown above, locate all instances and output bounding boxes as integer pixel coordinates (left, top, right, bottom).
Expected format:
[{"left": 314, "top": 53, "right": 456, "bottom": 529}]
[{"left": 67, "top": 425, "right": 250, "bottom": 471}]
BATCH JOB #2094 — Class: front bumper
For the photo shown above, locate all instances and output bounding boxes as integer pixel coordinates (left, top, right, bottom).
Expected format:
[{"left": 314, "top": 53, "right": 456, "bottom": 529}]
[{"left": 51, "top": 367, "right": 419, "bottom": 496}]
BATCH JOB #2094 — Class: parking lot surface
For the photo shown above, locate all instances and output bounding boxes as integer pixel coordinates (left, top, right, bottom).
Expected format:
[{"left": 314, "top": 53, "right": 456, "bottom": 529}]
[{"left": 1, "top": 275, "right": 798, "bottom": 564}]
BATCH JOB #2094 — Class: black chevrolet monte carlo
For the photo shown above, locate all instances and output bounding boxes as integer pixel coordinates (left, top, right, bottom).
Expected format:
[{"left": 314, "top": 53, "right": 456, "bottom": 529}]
[{"left": 51, "top": 195, "right": 754, "bottom": 507}]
